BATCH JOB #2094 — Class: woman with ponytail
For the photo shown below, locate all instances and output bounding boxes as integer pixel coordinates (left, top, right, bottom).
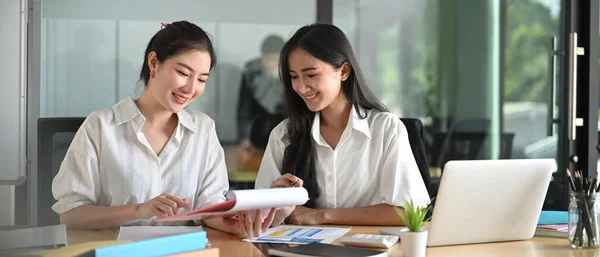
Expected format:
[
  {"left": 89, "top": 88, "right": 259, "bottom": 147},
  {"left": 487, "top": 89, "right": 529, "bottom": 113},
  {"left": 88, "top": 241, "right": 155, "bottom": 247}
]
[{"left": 52, "top": 21, "right": 273, "bottom": 237}]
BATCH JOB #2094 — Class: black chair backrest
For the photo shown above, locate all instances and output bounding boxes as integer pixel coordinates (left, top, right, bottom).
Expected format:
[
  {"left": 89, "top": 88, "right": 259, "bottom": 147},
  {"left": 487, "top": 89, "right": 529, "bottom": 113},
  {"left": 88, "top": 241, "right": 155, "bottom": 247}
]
[
  {"left": 500, "top": 133, "right": 515, "bottom": 159},
  {"left": 38, "top": 118, "right": 85, "bottom": 226},
  {"left": 399, "top": 118, "right": 431, "bottom": 197},
  {"left": 250, "top": 113, "right": 284, "bottom": 150},
  {"left": 430, "top": 132, "right": 517, "bottom": 168},
  {"left": 430, "top": 132, "right": 487, "bottom": 168}
]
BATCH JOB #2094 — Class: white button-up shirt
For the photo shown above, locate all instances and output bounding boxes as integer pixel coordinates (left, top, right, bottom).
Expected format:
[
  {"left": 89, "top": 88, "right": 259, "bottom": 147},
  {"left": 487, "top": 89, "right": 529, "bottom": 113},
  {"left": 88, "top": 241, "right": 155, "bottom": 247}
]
[
  {"left": 51, "top": 97, "right": 229, "bottom": 225},
  {"left": 255, "top": 107, "right": 429, "bottom": 209}
]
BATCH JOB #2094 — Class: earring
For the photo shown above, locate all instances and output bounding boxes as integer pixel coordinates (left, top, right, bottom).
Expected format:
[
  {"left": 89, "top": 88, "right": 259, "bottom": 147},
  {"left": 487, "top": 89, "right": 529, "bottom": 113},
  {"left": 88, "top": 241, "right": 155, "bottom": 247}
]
[{"left": 150, "top": 71, "right": 155, "bottom": 79}]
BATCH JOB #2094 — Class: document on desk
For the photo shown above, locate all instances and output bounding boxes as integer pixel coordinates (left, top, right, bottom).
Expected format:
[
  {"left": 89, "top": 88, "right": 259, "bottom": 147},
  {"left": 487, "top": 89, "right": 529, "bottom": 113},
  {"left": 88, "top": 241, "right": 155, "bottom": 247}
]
[
  {"left": 243, "top": 226, "right": 351, "bottom": 244},
  {"left": 156, "top": 187, "right": 309, "bottom": 222},
  {"left": 116, "top": 226, "right": 204, "bottom": 241}
]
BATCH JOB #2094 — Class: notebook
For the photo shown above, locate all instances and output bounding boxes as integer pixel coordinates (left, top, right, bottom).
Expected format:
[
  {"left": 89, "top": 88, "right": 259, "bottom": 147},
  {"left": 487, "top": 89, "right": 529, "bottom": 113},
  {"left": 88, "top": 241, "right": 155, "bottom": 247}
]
[
  {"left": 537, "top": 211, "right": 568, "bottom": 225},
  {"left": 116, "top": 226, "right": 203, "bottom": 241},
  {"left": 534, "top": 224, "right": 568, "bottom": 238},
  {"left": 164, "top": 248, "right": 219, "bottom": 257},
  {"left": 15, "top": 240, "right": 131, "bottom": 257},
  {"left": 267, "top": 243, "right": 387, "bottom": 257},
  {"left": 75, "top": 231, "right": 206, "bottom": 257}
]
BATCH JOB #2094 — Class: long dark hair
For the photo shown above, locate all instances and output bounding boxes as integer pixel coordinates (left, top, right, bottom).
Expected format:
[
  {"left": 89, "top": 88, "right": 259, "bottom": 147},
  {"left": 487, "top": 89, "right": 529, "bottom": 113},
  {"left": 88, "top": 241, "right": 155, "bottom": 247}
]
[
  {"left": 139, "top": 21, "right": 217, "bottom": 86},
  {"left": 279, "top": 24, "right": 388, "bottom": 207}
]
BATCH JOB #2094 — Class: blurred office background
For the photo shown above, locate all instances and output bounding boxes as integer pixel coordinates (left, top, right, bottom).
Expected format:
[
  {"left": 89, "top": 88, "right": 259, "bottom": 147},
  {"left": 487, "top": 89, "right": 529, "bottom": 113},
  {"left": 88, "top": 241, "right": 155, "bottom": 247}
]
[{"left": 1, "top": 0, "right": 598, "bottom": 228}]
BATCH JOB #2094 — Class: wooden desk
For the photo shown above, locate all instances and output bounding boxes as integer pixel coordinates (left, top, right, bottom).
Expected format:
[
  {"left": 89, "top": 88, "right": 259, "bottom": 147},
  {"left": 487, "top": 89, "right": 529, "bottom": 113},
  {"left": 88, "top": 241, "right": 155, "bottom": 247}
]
[
  {"left": 67, "top": 226, "right": 600, "bottom": 257},
  {"left": 225, "top": 146, "right": 259, "bottom": 189}
]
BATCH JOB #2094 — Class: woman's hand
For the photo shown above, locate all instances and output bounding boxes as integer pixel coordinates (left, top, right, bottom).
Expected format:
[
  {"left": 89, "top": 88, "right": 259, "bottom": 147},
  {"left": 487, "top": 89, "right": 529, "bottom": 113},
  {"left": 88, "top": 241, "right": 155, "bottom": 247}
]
[
  {"left": 271, "top": 173, "right": 304, "bottom": 188},
  {"left": 270, "top": 173, "right": 304, "bottom": 224},
  {"left": 288, "top": 206, "right": 325, "bottom": 225},
  {"left": 135, "top": 193, "right": 191, "bottom": 219},
  {"left": 228, "top": 208, "right": 277, "bottom": 238}
]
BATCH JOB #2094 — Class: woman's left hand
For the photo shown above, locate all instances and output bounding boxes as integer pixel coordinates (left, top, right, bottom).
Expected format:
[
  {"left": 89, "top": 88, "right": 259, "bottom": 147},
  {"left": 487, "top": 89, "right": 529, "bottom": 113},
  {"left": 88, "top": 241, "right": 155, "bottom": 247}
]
[
  {"left": 288, "top": 206, "right": 325, "bottom": 225},
  {"left": 228, "top": 208, "right": 277, "bottom": 238}
]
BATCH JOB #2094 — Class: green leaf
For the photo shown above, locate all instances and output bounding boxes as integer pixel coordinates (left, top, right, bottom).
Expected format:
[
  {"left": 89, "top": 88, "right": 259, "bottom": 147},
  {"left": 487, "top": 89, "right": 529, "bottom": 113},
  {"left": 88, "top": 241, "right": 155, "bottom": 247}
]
[{"left": 394, "top": 198, "right": 433, "bottom": 232}]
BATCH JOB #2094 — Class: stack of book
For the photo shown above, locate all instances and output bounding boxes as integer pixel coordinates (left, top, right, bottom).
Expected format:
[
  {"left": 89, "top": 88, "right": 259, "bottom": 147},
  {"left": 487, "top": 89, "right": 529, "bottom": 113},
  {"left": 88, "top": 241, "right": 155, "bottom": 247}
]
[
  {"left": 19, "top": 231, "right": 218, "bottom": 257},
  {"left": 534, "top": 210, "right": 568, "bottom": 239},
  {"left": 535, "top": 224, "right": 568, "bottom": 238}
]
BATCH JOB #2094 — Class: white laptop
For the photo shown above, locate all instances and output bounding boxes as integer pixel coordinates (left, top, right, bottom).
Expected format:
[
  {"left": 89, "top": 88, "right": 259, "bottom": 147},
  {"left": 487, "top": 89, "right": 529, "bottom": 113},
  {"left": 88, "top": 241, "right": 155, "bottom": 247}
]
[{"left": 426, "top": 159, "right": 556, "bottom": 247}]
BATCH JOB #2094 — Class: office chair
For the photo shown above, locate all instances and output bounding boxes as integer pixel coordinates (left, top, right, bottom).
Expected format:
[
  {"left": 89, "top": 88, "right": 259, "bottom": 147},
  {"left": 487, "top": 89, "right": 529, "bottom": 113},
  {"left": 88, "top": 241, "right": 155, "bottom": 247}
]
[
  {"left": 430, "top": 132, "right": 516, "bottom": 167},
  {"left": 37, "top": 118, "right": 85, "bottom": 226},
  {"left": 229, "top": 113, "right": 284, "bottom": 190},
  {"left": 499, "top": 133, "right": 515, "bottom": 159},
  {"left": 399, "top": 118, "right": 431, "bottom": 197},
  {"left": 249, "top": 113, "right": 284, "bottom": 150},
  {"left": 429, "top": 132, "right": 488, "bottom": 169}
]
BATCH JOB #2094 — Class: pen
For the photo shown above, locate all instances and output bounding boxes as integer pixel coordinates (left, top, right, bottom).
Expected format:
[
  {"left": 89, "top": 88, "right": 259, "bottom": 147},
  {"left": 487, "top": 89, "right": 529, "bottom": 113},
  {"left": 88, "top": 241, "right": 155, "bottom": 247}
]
[
  {"left": 589, "top": 174, "right": 597, "bottom": 195},
  {"left": 574, "top": 170, "right": 582, "bottom": 192},
  {"left": 567, "top": 169, "right": 576, "bottom": 191},
  {"left": 575, "top": 171, "right": 584, "bottom": 192}
]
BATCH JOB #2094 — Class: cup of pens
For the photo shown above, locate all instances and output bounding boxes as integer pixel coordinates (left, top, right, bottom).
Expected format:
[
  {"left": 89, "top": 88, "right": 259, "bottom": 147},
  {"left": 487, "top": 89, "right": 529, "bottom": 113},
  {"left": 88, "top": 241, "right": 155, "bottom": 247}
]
[{"left": 567, "top": 170, "right": 600, "bottom": 248}]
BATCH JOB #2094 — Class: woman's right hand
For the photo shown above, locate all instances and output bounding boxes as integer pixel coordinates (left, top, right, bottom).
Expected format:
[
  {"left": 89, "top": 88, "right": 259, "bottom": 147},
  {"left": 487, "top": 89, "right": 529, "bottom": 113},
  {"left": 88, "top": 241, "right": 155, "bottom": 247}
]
[
  {"left": 271, "top": 173, "right": 304, "bottom": 188},
  {"left": 270, "top": 173, "right": 304, "bottom": 223},
  {"left": 135, "top": 193, "right": 192, "bottom": 219}
]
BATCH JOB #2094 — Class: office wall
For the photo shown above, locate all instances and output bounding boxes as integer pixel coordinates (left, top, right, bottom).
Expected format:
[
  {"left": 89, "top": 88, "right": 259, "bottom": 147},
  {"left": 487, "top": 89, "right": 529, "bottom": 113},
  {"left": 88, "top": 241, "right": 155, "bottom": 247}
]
[
  {"left": 333, "top": 0, "right": 431, "bottom": 117},
  {"left": 439, "top": 0, "right": 501, "bottom": 157},
  {"left": 0, "top": 0, "right": 26, "bottom": 226},
  {"left": 42, "top": 0, "right": 314, "bottom": 24},
  {"left": 333, "top": 0, "right": 560, "bottom": 160},
  {"left": 334, "top": 0, "right": 501, "bottom": 156},
  {"left": 441, "top": 0, "right": 500, "bottom": 123},
  {"left": 40, "top": 0, "right": 314, "bottom": 142},
  {"left": 0, "top": 186, "right": 15, "bottom": 226}
]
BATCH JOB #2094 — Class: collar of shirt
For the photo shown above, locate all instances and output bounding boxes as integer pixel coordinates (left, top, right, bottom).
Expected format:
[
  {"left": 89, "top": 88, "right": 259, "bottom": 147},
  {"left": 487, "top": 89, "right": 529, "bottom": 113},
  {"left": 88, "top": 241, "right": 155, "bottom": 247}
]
[
  {"left": 311, "top": 106, "right": 371, "bottom": 147},
  {"left": 111, "top": 97, "right": 198, "bottom": 144}
]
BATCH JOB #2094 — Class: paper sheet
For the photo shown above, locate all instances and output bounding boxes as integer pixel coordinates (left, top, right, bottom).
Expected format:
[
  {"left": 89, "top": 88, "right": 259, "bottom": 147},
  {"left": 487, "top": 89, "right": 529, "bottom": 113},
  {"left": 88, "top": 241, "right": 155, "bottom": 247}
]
[
  {"left": 225, "top": 187, "right": 308, "bottom": 212},
  {"left": 157, "top": 187, "right": 309, "bottom": 222},
  {"left": 243, "top": 226, "right": 351, "bottom": 244},
  {"left": 116, "top": 226, "right": 204, "bottom": 241}
]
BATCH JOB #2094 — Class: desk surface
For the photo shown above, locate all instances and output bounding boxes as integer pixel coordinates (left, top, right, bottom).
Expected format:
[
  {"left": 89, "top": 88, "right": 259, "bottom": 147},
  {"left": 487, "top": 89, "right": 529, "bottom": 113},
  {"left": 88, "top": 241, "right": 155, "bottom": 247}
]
[{"left": 67, "top": 226, "right": 600, "bottom": 257}]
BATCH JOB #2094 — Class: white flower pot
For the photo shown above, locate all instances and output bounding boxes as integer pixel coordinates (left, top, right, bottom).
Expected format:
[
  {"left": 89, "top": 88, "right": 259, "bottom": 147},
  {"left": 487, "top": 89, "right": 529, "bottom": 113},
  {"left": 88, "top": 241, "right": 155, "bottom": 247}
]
[{"left": 400, "top": 229, "right": 428, "bottom": 257}]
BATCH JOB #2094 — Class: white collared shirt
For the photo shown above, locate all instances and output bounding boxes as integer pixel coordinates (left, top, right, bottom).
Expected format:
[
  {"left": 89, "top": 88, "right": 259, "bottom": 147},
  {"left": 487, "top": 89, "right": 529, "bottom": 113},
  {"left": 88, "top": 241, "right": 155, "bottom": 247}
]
[
  {"left": 51, "top": 97, "right": 229, "bottom": 225},
  {"left": 255, "top": 107, "right": 429, "bottom": 209}
]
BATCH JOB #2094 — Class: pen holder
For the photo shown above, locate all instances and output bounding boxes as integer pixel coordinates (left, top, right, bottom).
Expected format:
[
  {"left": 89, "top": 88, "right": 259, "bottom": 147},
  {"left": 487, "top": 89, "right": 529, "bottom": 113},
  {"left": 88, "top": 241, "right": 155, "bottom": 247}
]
[{"left": 568, "top": 192, "right": 600, "bottom": 248}]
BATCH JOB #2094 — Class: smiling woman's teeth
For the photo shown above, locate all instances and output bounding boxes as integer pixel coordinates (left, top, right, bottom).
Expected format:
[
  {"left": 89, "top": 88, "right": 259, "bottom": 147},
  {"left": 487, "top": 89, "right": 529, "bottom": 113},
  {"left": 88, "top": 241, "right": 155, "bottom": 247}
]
[
  {"left": 305, "top": 93, "right": 318, "bottom": 99},
  {"left": 173, "top": 93, "right": 188, "bottom": 103}
]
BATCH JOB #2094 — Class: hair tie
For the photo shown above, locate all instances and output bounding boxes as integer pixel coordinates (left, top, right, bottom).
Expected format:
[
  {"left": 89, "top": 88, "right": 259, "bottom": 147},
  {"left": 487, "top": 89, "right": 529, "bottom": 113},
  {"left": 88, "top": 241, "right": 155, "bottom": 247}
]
[{"left": 161, "top": 22, "right": 169, "bottom": 29}]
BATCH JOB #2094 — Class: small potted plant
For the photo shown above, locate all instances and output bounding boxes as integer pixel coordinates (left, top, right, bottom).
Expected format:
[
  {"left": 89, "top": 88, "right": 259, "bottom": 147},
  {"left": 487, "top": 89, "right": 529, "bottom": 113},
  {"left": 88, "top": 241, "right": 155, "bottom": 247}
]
[{"left": 393, "top": 199, "right": 432, "bottom": 257}]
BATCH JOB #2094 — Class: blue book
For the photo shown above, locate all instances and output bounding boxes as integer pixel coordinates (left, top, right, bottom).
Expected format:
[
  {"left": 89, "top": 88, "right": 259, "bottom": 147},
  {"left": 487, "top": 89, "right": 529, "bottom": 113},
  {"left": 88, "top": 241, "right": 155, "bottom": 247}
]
[
  {"left": 538, "top": 210, "right": 568, "bottom": 225},
  {"left": 77, "top": 231, "right": 206, "bottom": 257}
]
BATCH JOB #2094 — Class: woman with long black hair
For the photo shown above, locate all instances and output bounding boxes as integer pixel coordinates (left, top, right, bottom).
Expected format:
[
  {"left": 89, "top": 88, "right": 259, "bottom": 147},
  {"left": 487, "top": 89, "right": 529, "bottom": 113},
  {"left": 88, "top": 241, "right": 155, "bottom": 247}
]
[{"left": 255, "top": 23, "right": 429, "bottom": 226}]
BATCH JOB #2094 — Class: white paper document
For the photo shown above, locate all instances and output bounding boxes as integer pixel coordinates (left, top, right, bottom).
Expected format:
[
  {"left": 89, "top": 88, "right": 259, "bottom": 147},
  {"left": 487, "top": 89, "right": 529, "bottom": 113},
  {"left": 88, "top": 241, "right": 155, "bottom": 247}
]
[
  {"left": 224, "top": 187, "right": 308, "bottom": 212},
  {"left": 116, "top": 226, "right": 204, "bottom": 241},
  {"left": 157, "top": 187, "right": 309, "bottom": 222},
  {"left": 243, "top": 226, "right": 351, "bottom": 244}
]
